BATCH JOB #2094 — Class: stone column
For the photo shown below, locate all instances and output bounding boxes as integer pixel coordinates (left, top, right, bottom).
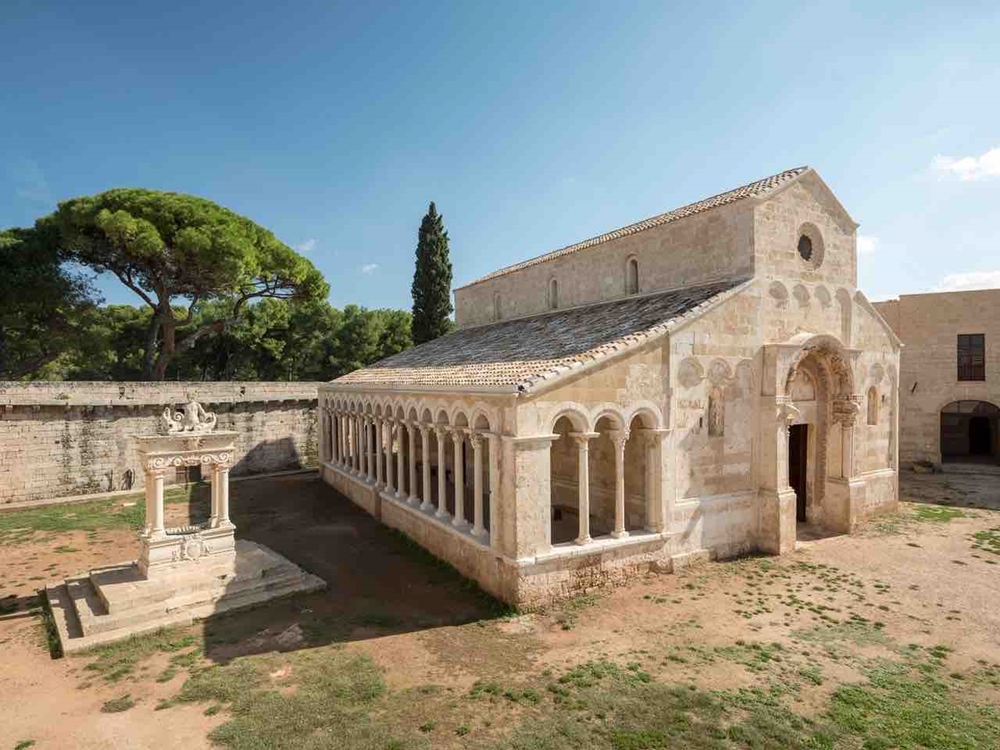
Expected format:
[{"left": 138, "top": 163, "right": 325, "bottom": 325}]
[
  {"left": 841, "top": 414, "right": 856, "bottom": 479},
  {"left": 375, "top": 419, "right": 384, "bottom": 488},
  {"left": 216, "top": 466, "right": 231, "bottom": 526},
  {"left": 366, "top": 418, "right": 376, "bottom": 482},
  {"left": 452, "top": 429, "right": 466, "bottom": 527},
  {"left": 435, "top": 427, "right": 449, "bottom": 518},
  {"left": 487, "top": 433, "right": 500, "bottom": 549},
  {"left": 358, "top": 418, "right": 367, "bottom": 479},
  {"left": 356, "top": 416, "right": 363, "bottom": 474},
  {"left": 396, "top": 422, "right": 406, "bottom": 498},
  {"left": 210, "top": 464, "right": 220, "bottom": 526},
  {"left": 339, "top": 414, "right": 346, "bottom": 466},
  {"left": 420, "top": 425, "right": 433, "bottom": 511},
  {"left": 570, "top": 432, "right": 598, "bottom": 544},
  {"left": 384, "top": 420, "right": 395, "bottom": 495},
  {"left": 146, "top": 468, "right": 166, "bottom": 537},
  {"left": 407, "top": 422, "right": 419, "bottom": 504},
  {"left": 609, "top": 429, "right": 630, "bottom": 539},
  {"left": 471, "top": 433, "right": 486, "bottom": 537},
  {"left": 639, "top": 428, "right": 669, "bottom": 533}
]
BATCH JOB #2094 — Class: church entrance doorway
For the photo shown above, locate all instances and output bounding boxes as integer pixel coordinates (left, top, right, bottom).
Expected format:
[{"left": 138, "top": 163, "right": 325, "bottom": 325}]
[{"left": 789, "top": 424, "right": 809, "bottom": 523}]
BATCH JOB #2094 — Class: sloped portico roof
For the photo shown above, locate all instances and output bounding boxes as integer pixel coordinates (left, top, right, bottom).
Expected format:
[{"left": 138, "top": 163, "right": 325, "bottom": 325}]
[{"left": 331, "top": 278, "right": 748, "bottom": 394}]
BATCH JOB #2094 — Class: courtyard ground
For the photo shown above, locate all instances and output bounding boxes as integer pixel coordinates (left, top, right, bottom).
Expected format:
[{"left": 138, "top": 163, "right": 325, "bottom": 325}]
[{"left": 1, "top": 470, "right": 998, "bottom": 749}]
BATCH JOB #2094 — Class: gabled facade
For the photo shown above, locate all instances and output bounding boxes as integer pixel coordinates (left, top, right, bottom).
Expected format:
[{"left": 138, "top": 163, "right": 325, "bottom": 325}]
[{"left": 318, "top": 167, "right": 900, "bottom": 607}]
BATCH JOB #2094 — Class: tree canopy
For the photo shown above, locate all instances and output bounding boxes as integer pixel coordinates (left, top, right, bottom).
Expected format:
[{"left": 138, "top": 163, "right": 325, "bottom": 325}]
[
  {"left": 410, "top": 201, "right": 454, "bottom": 345},
  {"left": 48, "top": 188, "right": 328, "bottom": 379},
  {"left": 0, "top": 224, "right": 99, "bottom": 379},
  {"left": 31, "top": 299, "right": 411, "bottom": 383}
]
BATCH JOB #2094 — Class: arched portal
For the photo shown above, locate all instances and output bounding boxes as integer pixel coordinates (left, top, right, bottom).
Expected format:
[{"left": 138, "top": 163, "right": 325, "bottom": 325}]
[
  {"left": 940, "top": 401, "right": 1000, "bottom": 464},
  {"left": 775, "top": 334, "right": 858, "bottom": 546}
]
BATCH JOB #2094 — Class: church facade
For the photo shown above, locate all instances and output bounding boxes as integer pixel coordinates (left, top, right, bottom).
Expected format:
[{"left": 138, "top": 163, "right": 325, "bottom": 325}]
[{"left": 317, "top": 167, "right": 900, "bottom": 607}]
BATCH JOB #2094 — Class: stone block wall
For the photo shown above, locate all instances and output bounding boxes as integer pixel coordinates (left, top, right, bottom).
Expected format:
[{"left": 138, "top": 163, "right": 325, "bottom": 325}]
[
  {"left": 873, "top": 289, "right": 1000, "bottom": 465},
  {"left": 0, "top": 382, "right": 319, "bottom": 505}
]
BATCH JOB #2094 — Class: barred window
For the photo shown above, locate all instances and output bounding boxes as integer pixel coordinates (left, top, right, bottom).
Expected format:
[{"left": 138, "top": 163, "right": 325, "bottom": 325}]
[{"left": 957, "top": 334, "right": 985, "bottom": 381}]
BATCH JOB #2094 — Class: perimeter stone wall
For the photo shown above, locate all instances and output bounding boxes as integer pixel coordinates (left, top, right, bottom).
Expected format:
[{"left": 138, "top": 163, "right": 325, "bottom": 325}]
[{"left": 0, "top": 381, "right": 319, "bottom": 505}]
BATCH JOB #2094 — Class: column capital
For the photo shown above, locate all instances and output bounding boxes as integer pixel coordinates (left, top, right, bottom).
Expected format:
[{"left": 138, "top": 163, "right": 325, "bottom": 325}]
[
  {"left": 469, "top": 431, "right": 485, "bottom": 449},
  {"left": 434, "top": 425, "right": 450, "bottom": 439},
  {"left": 451, "top": 427, "right": 467, "bottom": 443},
  {"left": 608, "top": 429, "right": 631, "bottom": 447},
  {"left": 635, "top": 427, "right": 670, "bottom": 445}
]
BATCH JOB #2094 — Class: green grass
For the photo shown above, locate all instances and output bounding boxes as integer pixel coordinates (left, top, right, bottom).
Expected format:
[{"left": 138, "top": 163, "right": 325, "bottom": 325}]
[
  {"left": 14, "top": 741, "right": 36, "bottom": 750},
  {"left": 101, "top": 694, "right": 136, "bottom": 713},
  {"left": 0, "top": 497, "right": 145, "bottom": 545},
  {"left": 912, "top": 505, "right": 965, "bottom": 523},
  {"left": 170, "top": 648, "right": 401, "bottom": 750},
  {"left": 78, "top": 627, "right": 197, "bottom": 682},
  {"left": 0, "top": 483, "right": 207, "bottom": 546},
  {"left": 971, "top": 527, "right": 1000, "bottom": 555}
]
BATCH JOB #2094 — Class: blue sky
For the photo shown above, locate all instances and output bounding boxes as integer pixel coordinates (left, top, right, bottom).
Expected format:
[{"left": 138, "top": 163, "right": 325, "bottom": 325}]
[{"left": 2, "top": 1, "right": 998, "bottom": 308}]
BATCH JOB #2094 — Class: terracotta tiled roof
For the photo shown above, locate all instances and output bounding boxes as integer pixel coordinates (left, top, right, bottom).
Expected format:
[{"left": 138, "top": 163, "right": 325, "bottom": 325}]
[
  {"left": 456, "top": 166, "right": 809, "bottom": 289},
  {"left": 331, "top": 278, "right": 747, "bottom": 392}
]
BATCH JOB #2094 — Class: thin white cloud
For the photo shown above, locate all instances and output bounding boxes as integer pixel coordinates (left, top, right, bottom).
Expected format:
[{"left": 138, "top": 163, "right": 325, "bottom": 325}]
[
  {"left": 857, "top": 235, "right": 878, "bottom": 255},
  {"left": 295, "top": 238, "right": 317, "bottom": 254},
  {"left": 11, "top": 157, "right": 52, "bottom": 203},
  {"left": 936, "top": 270, "right": 1000, "bottom": 293},
  {"left": 361, "top": 263, "right": 379, "bottom": 275},
  {"left": 931, "top": 146, "right": 1000, "bottom": 181}
]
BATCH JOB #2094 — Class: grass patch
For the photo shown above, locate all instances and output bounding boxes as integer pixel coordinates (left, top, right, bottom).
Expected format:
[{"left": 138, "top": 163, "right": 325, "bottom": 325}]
[
  {"left": 14, "top": 741, "right": 36, "bottom": 750},
  {"left": 172, "top": 649, "right": 396, "bottom": 750},
  {"left": 971, "top": 527, "right": 1000, "bottom": 555},
  {"left": 827, "top": 667, "right": 1000, "bottom": 749},
  {"left": 101, "top": 694, "right": 136, "bottom": 713},
  {"left": 912, "top": 505, "right": 965, "bottom": 523},
  {"left": 78, "top": 627, "right": 197, "bottom": 682},
  {"left": 0, "top": 497, "right": 145, "bottom": 545}
]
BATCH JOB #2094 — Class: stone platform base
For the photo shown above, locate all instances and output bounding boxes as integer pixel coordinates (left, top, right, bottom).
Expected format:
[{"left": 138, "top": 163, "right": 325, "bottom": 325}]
[{"left": 46, "top": 540, "right": 325, "bottom": 654}]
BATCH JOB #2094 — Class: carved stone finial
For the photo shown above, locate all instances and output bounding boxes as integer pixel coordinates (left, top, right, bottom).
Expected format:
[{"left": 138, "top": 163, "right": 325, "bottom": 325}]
[{"left": 161, "top": 400, "right": 218, "bottom": 435}]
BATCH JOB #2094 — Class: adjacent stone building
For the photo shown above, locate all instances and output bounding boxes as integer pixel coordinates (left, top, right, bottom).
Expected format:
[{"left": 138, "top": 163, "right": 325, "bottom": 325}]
[
  {"left": 318, "top": 167, "right": 900, "bottom": 606},
  {"left": 874, "top": 289, "right": 999, "bottom": 466}
]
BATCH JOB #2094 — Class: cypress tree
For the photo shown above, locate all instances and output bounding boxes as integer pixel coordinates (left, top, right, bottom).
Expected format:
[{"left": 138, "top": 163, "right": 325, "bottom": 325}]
[{"left": 410, "top": 201, "right": 454, "bottom": 345}]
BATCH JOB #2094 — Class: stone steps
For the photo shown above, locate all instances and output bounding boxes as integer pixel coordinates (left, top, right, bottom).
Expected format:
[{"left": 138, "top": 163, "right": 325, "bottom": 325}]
[{"left": 45, "top": 540, "right": 326, "bottom": 654}]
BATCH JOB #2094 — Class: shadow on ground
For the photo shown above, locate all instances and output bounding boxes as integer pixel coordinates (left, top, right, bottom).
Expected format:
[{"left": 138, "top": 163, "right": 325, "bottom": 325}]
[{"left": 172, "top": 473, "right": 503, "bottom": 664}]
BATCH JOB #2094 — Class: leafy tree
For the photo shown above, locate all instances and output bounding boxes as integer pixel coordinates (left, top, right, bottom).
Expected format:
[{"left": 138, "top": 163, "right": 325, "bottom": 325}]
[
  {"left": 48, "top": 189, "right": 328, "bottom": 380},
  {"left": 0, "top": 225, "right": 99, "bottom": 379},
  {"left": 410, "top": 201, "right": 453, "bottom": 345}
]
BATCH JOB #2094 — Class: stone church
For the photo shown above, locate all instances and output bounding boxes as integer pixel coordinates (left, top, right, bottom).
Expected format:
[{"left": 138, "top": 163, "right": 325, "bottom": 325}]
[{"left": 317, "top": 167, "right": 900, "bottom": 606}]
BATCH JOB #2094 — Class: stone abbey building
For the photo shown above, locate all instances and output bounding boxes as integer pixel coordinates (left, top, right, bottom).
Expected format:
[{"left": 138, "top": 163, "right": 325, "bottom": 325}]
[{"left": 318, "top": 167, "right": 900, "bottom": 606}]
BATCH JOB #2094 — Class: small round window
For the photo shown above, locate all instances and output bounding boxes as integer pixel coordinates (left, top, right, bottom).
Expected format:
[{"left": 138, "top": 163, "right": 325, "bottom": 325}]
[
  {"left": 797, "top": 235, "right": 813, "bottom": 262},
  {"left": 795, "top": 223, "right": 824, "bottom": 268}
]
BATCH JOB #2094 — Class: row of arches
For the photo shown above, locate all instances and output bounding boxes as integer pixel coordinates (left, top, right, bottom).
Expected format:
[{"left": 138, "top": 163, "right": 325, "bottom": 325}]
[
  {"left": 318, "top": 395, "right": 499, "bottom": 540},
  {"left": 547, "top": 405, "right": 664, "bottom": 547}
]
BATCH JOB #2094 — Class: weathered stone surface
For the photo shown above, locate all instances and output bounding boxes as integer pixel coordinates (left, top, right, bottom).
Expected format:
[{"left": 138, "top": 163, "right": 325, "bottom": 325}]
[
  {"left": 319, "top": 167, "right": 901, "bottom": 606},
  {"left": 874, "top": 289, "right": 1000, "bottom": 466},
  {"left": 0, "top": 382, "right": 319, "bottom": 505}
]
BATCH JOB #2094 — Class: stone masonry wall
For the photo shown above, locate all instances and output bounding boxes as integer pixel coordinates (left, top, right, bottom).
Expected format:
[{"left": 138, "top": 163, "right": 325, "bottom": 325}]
[
  {"left": 454, "top": 200, "right": 754, "bottom": 328},
  {"left": 873, "top": 289, "right": 1000, "bottom": 465},
  {"left": 0, "top": 381, "right": 319, "bottom": 505}
]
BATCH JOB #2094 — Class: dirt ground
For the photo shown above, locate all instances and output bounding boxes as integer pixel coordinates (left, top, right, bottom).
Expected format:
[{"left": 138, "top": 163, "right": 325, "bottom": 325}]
[{"left": 0, "top": 469, "right": 998, "bottom": 749}]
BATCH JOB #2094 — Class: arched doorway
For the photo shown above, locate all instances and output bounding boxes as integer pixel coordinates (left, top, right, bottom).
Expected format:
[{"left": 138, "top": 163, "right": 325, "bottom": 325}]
[
  {"left": 940, "top": 401, "right": 1000, "bottom": 464},
  {"left": 780, "top": 335, "right": 856, "bottom": 539}
]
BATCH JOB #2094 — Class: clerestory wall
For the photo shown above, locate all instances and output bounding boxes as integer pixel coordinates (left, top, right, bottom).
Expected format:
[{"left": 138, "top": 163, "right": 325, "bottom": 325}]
[{"left": 0, "top": 381, "right": 319, "bottom": 506}]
